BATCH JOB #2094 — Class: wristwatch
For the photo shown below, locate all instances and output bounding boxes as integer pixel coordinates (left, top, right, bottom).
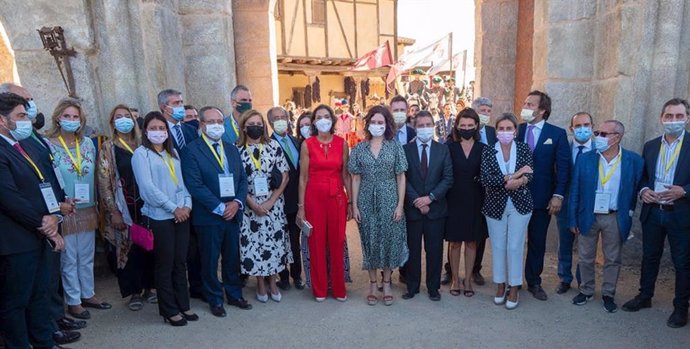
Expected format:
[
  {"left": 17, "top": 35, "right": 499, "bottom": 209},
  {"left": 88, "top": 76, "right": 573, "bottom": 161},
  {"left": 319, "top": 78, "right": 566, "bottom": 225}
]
[
  {"left": 53, "top": 214, "right": 64, "bottom": 224},
  {"left": 429, "top": 193, "right": 436, "bottom": 202}
]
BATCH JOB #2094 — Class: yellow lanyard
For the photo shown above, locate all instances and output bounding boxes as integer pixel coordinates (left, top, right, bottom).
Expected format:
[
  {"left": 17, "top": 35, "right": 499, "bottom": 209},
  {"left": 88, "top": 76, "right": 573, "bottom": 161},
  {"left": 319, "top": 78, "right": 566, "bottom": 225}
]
[
  {"left": 15, "top": 146, "right": 45, "bottom": 182},
  {"left": 202, "top": 134, "right": 225, "bottom": 169},
  {"left": 249, "top": 144, "right": 263, "bottom": 172},
  {"left": 163, "top": 152, "right": 179, "bottom": 186},
  {"left": 598, "top": 152, "right": 622, "bottom": 186},
  {"left": 58, "top": 136, "right": 82, "bottom": 177},
  {"left": 117, "top": 137, "right": 135, "bottom": 155},
  {"left": 660, "top": 137, "right": 683, "bottom": 177},
  {"left": 231, "top": 118, "right": 239, "bottom": 137}
]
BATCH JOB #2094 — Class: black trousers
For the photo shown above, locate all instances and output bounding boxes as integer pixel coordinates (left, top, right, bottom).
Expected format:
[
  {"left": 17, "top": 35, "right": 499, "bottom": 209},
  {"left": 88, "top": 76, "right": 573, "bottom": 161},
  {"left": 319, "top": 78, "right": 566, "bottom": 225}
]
[
  {"left": 0, "top": 244, "right": 54, "bottom": 349},
  {"left": 148, "top": 217, "right": 191, "bottom": 318},
  {"left": 406, "top": 218, "right": 444, "bottom": 294},
  {"left": 117, "top": 244, "right": 155, "bottom": 298},
  {"left": 279, "top": 212, "right": 303, "bottom": 282},
  {"left": 187, "top": 226, "right": 203, "bottom": 297}
]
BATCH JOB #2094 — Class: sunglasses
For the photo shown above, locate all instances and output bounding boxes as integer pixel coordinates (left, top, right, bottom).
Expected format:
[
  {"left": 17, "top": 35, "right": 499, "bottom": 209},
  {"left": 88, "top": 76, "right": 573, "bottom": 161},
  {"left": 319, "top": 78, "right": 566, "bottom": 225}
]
[{"left": 593, "top": 131, "right": 619, "bottom": 137}]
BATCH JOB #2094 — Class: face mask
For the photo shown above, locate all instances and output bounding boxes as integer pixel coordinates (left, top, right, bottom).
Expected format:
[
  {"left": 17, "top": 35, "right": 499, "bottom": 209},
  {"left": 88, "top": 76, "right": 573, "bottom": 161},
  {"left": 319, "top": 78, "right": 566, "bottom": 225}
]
[
  {"left": 478, "top": 114, "right": 491, "bottom": 126},
  {"left": 368, "top": 124, "right": 386, "bottom": 137},
  {"left": 521, "top": 108, "right": 535, "bottom": 123},
  {"left": 497, "top": 131, "right": 514, "bottom": 144},
  {"left": 573, "top": 126, "right": 592, "bottom": 143},
  {"left": 273, "top": 120, "right": 288, "bottom": 135},
  {"left": 205, "top": 123, "right": 225, "bottom": 140},
  {"left": 185, "top": 119, "right": 200, "bottom": 130},
  {"left": 663, "top": 121, "right": 686, "bottom": 136},
  {"left": 457, "top": 128, "right": 476, "bottom": 140},
  {"left": 300, "top": 125, "right": 312, "bottom": 139},
  {"left": 34, "top": 113, "right": 45, "bottom": 130},
  {"left": 114, "top": 117, "right": 135, "bottom": 134},
  {"left": 594, "top": 136, "right": 610, "bottom": 152},
  {"left": 26, "top": 101, "right": 38, "bottom": 120},
  {"left": 60, "top": 119, "right": 81, "bottom": 133},
  {"left": 314, "top": 118, "right": 332, "bottom": 133},
  {"left": 171, "top": 106, "right": 185, "bottom": 121},
  {"left": 393, "top": 112, "right": 407, "bottom": 125},
  {"left": 236, "top": 101, "right": 252, "bottom": 114},
  {"left": 416, "top": 127, "right": 434, "bottom": 143},
  {"left": 6, "top": 120, "right": 33, "bottom": 141},
  {"left": 246, "top": 125, "right": 264, "bottom": 140},
  {"left": 147, "top": 130, "right": 168, "bottom": 145}
]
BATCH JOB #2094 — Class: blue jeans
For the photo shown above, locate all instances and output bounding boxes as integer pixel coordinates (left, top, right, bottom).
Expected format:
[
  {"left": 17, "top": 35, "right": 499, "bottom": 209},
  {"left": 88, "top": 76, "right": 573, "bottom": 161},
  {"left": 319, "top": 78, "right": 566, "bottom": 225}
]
[{"left": 556, "top": 204, "right": 581, "bottom": 285}]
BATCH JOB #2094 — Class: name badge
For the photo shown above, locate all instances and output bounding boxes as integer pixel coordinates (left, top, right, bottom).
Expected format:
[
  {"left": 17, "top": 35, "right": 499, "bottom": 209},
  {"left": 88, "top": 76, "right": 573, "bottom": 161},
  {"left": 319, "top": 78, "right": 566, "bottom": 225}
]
[
  {"left": 594, "top": 191, "right": 611, "bottom": 214},
  {"left": 254, "top": 175, "right": 269, "bottom": 197},
  {"left": 74, "top": 182, "right": 90, "bottom": 203},
  {"left": 53, "top": 166, "right": 66, "bottom": 190},
  {"left": 219, "top": 174, "right": 235, "bottom": 198},
  {"left": 40, "top": 183, "right": 60, "bottom": 213},
  {"left": 654, "top": 181, "right": 671, "bottom": 204}
]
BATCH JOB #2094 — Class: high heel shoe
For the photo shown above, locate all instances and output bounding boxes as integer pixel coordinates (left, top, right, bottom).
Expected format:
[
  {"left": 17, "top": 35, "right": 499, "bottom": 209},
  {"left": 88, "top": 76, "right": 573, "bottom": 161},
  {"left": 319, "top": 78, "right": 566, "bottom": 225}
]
[
  {"left": 494, "top": 284, "right": 507, "bottom": 305},
  {"left": 182, "top": 311, "right": 199, "bottom": 321},
  {"left": 270, "top": 291, "right": 282, "bottom": 303},
  {"left": 163, "top": 315, "right": 188, "bottom": 327},
  {"left": 505, "top": 288, "right": 519, "bottom": 310},
  {"left": 256, "top": 292, "right": 269, "bottom": 303},
  {"left": 367, "top": 280, "right": 378, "bottom": 306},
  {"left": 382, "top": 280, "right": 393, "bottom": 306}
]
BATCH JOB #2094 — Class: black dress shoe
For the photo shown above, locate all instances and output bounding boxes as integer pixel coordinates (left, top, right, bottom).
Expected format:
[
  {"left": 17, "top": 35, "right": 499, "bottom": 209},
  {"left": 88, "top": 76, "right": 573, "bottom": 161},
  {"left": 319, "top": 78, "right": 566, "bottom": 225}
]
[
  {"left": 227, "top": 297, "right": 253, "bottom": 310},
  {"left": 182, "top": 312, "right": 199, "bottom": 321},
  {"left": 210, "top": 304, "right": 226, "bottom": 318},
  {"left": 555, "top": 282, "right": 571, "bottom": 294},
  {"left": 163, "top": 315, "right": 187, "bottom": 327},
  {"left": 621, "top": 295, "right": 652, "bottom": 312},
  {"left": 57, "top": 317, "right": 87, "bottom": 331},
  {"left": 67, "top": 308, "right": 90, "bottom": 320},
  {"left": 440, "top": 273, "right": 451, "bottom": 286},
  {"left": 52, "top": 330, "right": 80, "bottom": 345},
  {"left": 294, "top": 279, "right": 305, "bottom": 290},
  {"left": 528, "top": 285, "right": 548, "bottom": 301},
  {"left": 401, "top": 292, "right": 415, "bottom": 300},
  {"left": 429, "top": 291, "right": 441, "bottom": 302},
  {"left": 81, "top": 300, "right": 112, "bottom": 310},
  {"left": 667, "top": 308, "right": 688, "bottom": 328},
  {"left": 276, "top": 279, "right": 291, "bottom": 291},
  {"left": 472, "top": 272, "right": 486, "bottom": 286}
]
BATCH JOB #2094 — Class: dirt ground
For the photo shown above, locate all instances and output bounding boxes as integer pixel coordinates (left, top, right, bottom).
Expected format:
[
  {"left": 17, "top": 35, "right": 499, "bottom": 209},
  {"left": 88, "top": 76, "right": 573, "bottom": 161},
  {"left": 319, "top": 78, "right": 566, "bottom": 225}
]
[{"left": 70, "top": 221, "right": 689, "bottom": 349}]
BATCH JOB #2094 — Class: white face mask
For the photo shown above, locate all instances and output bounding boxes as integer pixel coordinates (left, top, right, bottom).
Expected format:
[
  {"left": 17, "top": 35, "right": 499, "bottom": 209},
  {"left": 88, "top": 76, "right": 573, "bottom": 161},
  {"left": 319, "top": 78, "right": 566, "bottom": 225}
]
[
  {"left": 368, "top": 124, "right": 386, "bottom": 137},
  {"left": 147, "top": 130, "right": 168, "bottom": 145},
  {"left": 416, "top": 127, "right": 434, "bottom": 143},
  {"left": 393, "top": 111, "right": 407, "bottom": 126},
  {"left": 520, "top": 108, "right": 536, "bottom": 123},
  {"left": 314, "top": 118, "right": 332, "bottom": 133},
  {"left": 478, "top": 114, "right": 491, "bottom": 126},
  {"left": 273, "top": 119, "right": 288, "bottom": 135},
  {"left": 205, "top": 123, "right": 225, "bottom": 140},
  {"left": 300, "top": 125, "right": 312, "bottom": 139}
]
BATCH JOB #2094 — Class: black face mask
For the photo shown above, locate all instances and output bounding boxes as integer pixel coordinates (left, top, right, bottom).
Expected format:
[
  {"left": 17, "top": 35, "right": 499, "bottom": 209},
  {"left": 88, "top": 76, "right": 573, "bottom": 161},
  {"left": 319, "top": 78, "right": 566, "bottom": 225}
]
[
  {"left": 246, "top": 125, "right": 264, "bottom": 140},
  {"left": 457, "top": 128, "right": 476, "bottom": 140},
  {"left": 185, "top": 119, "right": 200, "bottom": 130},
  {"left": 34, "top": 113, "right": 45, "bottom": 130}
]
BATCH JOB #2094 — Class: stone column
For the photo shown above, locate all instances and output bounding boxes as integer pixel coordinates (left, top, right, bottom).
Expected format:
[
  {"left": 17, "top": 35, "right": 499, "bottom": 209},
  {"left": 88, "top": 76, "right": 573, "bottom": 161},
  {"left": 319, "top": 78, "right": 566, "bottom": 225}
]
[{"left": 232, "top": 0, "right": 279, "bottom": 114}]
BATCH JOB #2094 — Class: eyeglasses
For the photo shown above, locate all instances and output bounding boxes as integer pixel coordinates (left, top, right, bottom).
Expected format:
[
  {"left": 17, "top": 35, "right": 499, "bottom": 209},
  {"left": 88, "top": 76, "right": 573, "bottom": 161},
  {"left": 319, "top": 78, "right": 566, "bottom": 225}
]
[{"left": 593, "top": 131, "right": 619, "bottom": 137}]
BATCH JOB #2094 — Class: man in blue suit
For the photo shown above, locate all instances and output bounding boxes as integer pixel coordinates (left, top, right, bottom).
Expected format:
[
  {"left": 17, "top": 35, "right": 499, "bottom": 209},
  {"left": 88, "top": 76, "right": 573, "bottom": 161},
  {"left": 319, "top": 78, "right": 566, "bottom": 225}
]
[
  {"left": 181, "top": 106, "right": 249, "bottom": 318},
  {"left": 222, "top": 85, "right": 253, "bottom": 145},
  {"left": 568, "top": 120, "right": 643, "bottom": 313},
  {"left": 157, "top": 89, "right": 198, "bottom": 152},
  {"left": 517, "top": 90, "right": 570, "bottom": 301}
]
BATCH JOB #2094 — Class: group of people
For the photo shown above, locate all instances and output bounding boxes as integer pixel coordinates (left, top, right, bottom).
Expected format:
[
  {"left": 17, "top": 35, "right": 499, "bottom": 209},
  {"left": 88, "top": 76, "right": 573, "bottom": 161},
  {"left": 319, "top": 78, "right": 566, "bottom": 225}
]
[{"left": 1, "top": 79, "right": 689, "bottom": 349}]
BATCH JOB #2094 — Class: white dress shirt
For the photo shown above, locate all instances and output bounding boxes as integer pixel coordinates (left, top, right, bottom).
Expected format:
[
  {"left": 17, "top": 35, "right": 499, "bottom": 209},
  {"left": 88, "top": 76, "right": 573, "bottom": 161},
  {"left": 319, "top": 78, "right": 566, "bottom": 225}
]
[
  {"left": 597, "top": 147, "right": 622, "bottom": 210},
  {"left": 415, "top": 137, "right": 431, "bottom": 162},
  {"left": 397, "top": 126, "right": 408, "bottom": 145},
  {"left": 655, "top": 130, "right": 685, "bottom": 186}
]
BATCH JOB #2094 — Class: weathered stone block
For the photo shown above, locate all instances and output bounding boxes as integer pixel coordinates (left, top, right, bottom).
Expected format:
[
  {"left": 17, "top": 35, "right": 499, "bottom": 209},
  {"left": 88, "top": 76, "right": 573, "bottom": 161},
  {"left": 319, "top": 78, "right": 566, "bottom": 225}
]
[
  {"left": 548, "top": 0, "right": 596, "bottom": 22},
  {"left": 545, "top": 21, "right": 594, "bottom": 79}
]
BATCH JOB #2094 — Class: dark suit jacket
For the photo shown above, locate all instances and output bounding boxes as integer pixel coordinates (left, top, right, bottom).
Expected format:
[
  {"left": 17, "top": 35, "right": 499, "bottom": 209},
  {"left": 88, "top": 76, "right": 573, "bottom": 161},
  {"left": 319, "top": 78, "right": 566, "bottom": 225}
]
[
  {"left": 181, "top": 137, "right": 248, "bottom": 226},
  {"left": 22, "top": 136, "right": 66, "bottom": 202},
  {"left": 518, "top": 122, "right": 570, "bottom": 209},
  {"left": 480, "top": 141, "right": 534, "bottom": 219},
  {"left": 403, "top": 141, "right": 453, "bottom": 221},
  {"left": 170, "top": 122, "right": 199, "bottom": 153},
  {"left": 568, "top": 148, "right": 644, "bottom": 240},
  {"left": 405, "top": 126, "right": 417, "bottom": 144},
  {"left": 639, "top": 134, "right": 690, "bottom": 223},
  {"left": 271, "top": 133, "right": 300, "bottom": 214},
  {"left": 0, "top": 137, "right": 55, "bottom": 255},
  {"left": 483, "top": 125, "right": 497, "bottom": 145}
]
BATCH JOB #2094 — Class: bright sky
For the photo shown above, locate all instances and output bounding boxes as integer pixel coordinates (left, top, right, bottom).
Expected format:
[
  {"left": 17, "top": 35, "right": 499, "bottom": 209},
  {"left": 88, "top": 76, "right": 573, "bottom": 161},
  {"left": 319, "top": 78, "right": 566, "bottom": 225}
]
[{"left": 397, "top": 0, "right": 475, "bottom": 82}]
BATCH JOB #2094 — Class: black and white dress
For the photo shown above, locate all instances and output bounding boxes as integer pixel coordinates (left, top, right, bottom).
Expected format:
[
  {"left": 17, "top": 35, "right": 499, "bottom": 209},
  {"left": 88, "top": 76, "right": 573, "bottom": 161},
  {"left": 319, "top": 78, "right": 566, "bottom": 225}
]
[{"left": 239, "top": 140, "right": 292, "bottom": 276}]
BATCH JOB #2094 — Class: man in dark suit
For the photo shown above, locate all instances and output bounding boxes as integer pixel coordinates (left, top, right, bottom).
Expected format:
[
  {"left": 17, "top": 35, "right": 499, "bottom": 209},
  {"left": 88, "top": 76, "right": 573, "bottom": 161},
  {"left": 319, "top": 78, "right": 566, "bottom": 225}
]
[
  {"left": 402, "top": 111, "right": 453, "bottom": 301},
  {"left": 622, "top": 98, "right": 690, "bottom": 328},
  {"left": 517, "top": 90, "right": 570, "bottom": 301},
  {"left": 268, "top": 106, "right": 305, "bottom": 290},
  {"left": 222, "top": 85, "right": 253, "bottom": 145},
  {"left": 391, "top": 95, "right": 417, "bottom": 145},
  {"left": 568, "top": 120, "right": 643, "bottom": 313},
  {"left": 181, "top": 106, "right": 250, "bottom": 318},
  {"left": 0, "top": 92, "right": 67, "bottom": 349}
]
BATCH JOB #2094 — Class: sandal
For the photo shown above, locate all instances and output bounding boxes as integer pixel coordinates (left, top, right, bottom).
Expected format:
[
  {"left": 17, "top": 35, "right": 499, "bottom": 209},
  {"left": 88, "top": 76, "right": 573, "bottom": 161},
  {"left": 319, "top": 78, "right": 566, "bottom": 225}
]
[
  {"left": 367, "top": 281, "right": 378, "bottom": 306},
  {"left": 143, "top": 290, "right": 158, "bottom": 304},
  {"left": 450, "top": 289, "right": 462, "bottom": 296},
  {"left": 128, "top": 296, "right": 144, "bottom": 311},
  {"left": 463, "top": 279, "right": 475, "bottom": 297},
  {"left": 382, "top": 280, "right": 393, "bottom": 306}
]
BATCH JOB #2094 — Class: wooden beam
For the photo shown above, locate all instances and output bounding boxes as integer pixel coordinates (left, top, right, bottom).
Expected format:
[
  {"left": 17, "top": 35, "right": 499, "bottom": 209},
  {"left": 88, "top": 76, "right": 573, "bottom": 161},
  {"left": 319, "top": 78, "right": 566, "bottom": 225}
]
[
  {"left": 376, "top": 0, "right": 380, "bottom": 45},
  {"left": 353, "top": 0, "right": 358, "bottom": 58},
  {"left": 393, "top": 0, "right": 398, "bottom": 61},
  {"left": 286, "top": 0, "right": 300, "bottom": 55},
  {"left": 302, "top": 0, "right": 309, "bottom": 56},
  {"left": 330, "top": 0, "right": 353, "bottom": 58},
  {"left": 324, "top": 0, "right": 330, "bottom": 57}
]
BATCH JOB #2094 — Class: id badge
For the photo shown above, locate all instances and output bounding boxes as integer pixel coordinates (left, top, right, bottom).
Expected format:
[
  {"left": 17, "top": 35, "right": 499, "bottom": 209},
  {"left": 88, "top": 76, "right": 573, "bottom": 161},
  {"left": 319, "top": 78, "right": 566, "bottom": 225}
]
[
  {"left": 254, "top": 175, "right": 269, "bottom": 197},
  {"left": 219, "top": 174, "right": 235, "bottom": 198},
  {"left": 654, "top": 181, "right": 671, "bottom": 204},
  {"left": 74, "top": 182, "right": 90, "bottom": 203},
  {"left": 594, "top": 191, "right": 611, "bottom": 214},
  {"left": 40, "top": 183, "right": 60, "bottom": 213},
  {"left": 53, "top": 166, "right": 66, "bottom": 190}
]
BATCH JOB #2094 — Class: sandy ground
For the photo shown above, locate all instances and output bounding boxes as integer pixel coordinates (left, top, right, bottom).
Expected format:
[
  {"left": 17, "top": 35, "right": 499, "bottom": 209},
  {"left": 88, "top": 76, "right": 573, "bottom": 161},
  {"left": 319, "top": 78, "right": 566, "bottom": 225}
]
[{"left": 70, "top": 221, "right": 689, "bottom": 349}]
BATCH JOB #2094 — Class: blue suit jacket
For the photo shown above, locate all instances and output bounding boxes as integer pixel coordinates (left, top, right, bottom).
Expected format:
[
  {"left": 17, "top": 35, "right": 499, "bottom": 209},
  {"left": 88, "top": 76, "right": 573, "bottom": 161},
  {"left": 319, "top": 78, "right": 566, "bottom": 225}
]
[
  {"left": 518, "top": 122, "right": 570, "bottom": 209},
  {"left": 221, "top": 116, "right": 240, "bottom": 145},
  {"left": 170, "top": 122, "right": 199, "bottom": 153},
  {"left": 567, "top": 148, "right": 644, "bottom": 240},
  {"left": 181, "top": 137, "right": 248, "bottom": 226}
]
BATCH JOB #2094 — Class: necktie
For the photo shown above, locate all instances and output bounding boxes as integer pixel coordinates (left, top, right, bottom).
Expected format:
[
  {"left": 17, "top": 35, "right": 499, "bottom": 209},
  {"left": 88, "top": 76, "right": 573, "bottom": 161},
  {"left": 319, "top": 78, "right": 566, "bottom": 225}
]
[
  {"left": 282, "top": 138, "right": 295, "bottom": 167},
  {"left": 174, "top": 125, "right": 186, "bottom": 148},
  {"left": 421, "top": 143, "right": 428, "bottom": 179},
  {"left": 575, "top": 145, "right": 585, "bottom": 162},
  {"left": 212, "top": 142, "right": 221, "bottom": 157},
  {"left": 527, "top": 124, "right": 535, "bottom": 151}
]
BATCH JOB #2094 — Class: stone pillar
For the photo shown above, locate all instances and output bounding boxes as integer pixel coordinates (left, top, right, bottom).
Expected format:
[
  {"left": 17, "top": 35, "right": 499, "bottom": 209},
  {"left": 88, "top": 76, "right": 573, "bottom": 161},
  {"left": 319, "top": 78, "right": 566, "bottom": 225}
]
[
  {"left": 513, "top": 0, "right": 533, "bottom": 113},
  {"left": 232, "top": 0, "right": 279, "bottom": 114}
]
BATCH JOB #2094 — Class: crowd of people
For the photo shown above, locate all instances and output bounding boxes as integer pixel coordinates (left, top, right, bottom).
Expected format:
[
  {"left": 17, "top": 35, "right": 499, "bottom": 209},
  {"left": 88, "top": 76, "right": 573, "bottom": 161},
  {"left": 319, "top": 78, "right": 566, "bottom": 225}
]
[{"left": 0, "top": 80, "right": 689, "bottom": 349}]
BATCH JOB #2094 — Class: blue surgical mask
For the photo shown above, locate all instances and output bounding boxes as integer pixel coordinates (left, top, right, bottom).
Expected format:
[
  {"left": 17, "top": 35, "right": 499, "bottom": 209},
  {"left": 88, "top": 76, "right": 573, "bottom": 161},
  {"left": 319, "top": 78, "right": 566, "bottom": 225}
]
[
  {"left": 26, "top": 101, "right": 38, "bottom": 120},
  {"left": 593, "top": 135, "right": 610, "bottom": 152},
  {"left": 60, "top": 119, "right": 81, "bottom": 133},
  {"left": 114, "top": 117, "right": 135, "bottom": 134},
  {"left": 573, "top": 126, "right": 592, "bottom": 143},
  {"left": 663, "top": 121, "right": 686, "bottom": 137},
  {"left": 171, "top": 106, "right": 185, "bottom": 121},
  {"left": 8, "top": 120, "right": 33, "bottom": 141}
]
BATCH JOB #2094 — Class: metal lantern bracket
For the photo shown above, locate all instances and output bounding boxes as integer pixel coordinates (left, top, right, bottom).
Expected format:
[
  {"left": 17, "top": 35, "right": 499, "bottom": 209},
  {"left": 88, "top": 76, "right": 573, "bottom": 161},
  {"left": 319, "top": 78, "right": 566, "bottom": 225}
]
[{"left": 37, "top": 26, "right": 78, "bottom": 97}]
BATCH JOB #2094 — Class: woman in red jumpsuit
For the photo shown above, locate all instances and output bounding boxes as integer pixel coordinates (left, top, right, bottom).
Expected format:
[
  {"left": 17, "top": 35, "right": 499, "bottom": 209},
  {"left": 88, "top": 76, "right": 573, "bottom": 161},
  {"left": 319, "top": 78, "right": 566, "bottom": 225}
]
[{"left": 297, "top": 104, "right": 352, "bottom": 302}]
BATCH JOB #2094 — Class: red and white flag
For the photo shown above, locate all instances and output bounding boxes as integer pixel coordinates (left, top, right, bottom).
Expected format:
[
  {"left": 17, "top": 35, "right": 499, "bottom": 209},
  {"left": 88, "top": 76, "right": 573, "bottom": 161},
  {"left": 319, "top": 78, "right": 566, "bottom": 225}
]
[
  {"left": 351, "top": 41, "right": 393, "bottom": 71},
  {"left": 386, "top": 33, "right": 452, "bottom": 86}
]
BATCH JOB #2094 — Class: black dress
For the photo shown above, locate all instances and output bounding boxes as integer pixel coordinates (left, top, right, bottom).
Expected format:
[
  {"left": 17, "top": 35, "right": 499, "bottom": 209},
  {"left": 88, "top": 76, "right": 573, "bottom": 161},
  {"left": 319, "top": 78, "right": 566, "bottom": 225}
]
[{"left": 445, "top": 141, "right": 487, "bottom": 242}]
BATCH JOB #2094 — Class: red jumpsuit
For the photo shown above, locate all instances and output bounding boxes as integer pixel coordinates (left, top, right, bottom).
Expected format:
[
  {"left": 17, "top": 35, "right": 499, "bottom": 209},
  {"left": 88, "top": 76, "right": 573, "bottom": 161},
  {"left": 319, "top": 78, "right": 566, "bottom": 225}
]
[{"left": 304, "top": 135, "right": 348, "bottom": 298}]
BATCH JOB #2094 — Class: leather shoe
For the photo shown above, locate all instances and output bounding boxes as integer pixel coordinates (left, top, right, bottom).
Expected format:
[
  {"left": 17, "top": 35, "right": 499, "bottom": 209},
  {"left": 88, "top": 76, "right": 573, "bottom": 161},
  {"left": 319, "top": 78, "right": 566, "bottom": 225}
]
[
  {"left": 667, "top": 308, "right": 688, "bottom": 328},
  {"left": 227, "top": 297, "right": 253, "bottom": 310},
  {"left": 401, "top": 292, "right": 415, "bottom": 300},
  {"left": 276, "top": 279, "right": 291, "bottom": 291},
  {"left": 429, "top": 291, "right": 441, "bottom": 301},
  {"left": 294, "top": 279, "right": 305, "bottom": 290},
  {"left": 67, "top": 308, "right": 90, "bottom": 320},
  {"left": 555, "top": 282, "right": 571, "bottom": 294},
  {"left": 621, "top": 295, "right": 652, "bottom": 312},
  {"left": 81, "top": 300, "right": 112, "bottom": 310},
  {"left": 527, "top": 285, "right": 548, "bottom": 301},
  {"left": 472, "top": 272, "right": 485, "bottom": 286},
  {"left": 53, "top": 330, "right": 80, "bottom": 345},
  {"left": 210, "top": 304, "right": 226, "bottom": 318},
  {"left": 440, "top": 273, "right": 451, "bottom": 286},
  {"left": 57, "top": 317, "right": 86, "bottom": 331}
]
